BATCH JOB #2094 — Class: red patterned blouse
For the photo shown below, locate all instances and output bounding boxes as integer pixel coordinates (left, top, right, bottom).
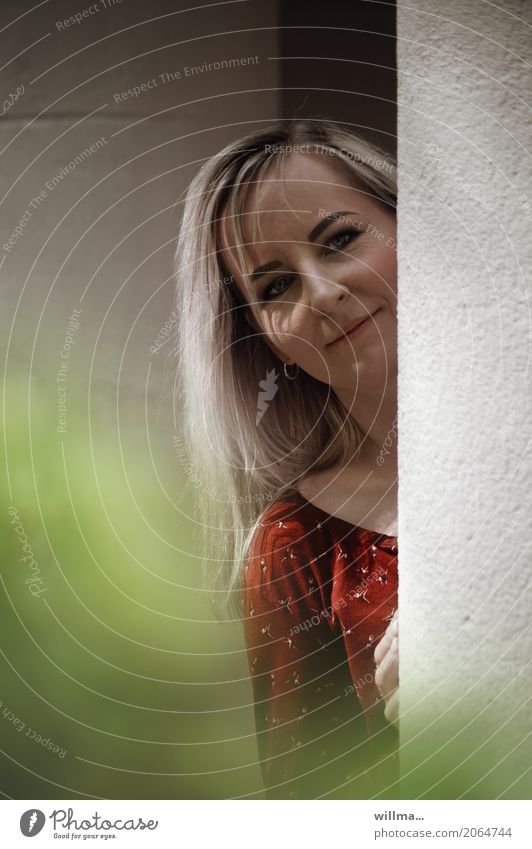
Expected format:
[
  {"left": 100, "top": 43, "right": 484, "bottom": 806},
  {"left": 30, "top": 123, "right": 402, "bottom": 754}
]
[{"left": 241, "top": 490, "right": 399, "bottom": 799}]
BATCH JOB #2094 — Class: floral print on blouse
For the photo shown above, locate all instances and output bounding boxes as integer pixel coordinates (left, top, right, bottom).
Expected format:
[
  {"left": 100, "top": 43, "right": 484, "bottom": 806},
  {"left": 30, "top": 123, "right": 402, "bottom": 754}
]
[{"left": 241, "top": 490, "right": 399, "bottom": 799}]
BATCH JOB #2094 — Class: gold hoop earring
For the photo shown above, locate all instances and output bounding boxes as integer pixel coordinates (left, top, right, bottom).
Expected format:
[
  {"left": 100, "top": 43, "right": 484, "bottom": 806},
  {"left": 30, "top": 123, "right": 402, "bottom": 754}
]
[{"left": 283, "top": 361, "right": 299, "bottom": 380}]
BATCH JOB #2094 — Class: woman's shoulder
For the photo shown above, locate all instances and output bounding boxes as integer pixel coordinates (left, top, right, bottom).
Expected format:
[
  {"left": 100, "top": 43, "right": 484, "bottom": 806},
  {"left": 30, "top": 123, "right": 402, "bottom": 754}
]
[
  {"left": 250, "top": 489, "right": 334, "bottom": 553},
  {"left": 242, "top": 490, "right": 333, "bottom": 611},
  {"left": 243, "top": 490, "right": 330, "bottom": 589},
  {"left": 256, "top": 489, "right": 321, "bottom": 530}
]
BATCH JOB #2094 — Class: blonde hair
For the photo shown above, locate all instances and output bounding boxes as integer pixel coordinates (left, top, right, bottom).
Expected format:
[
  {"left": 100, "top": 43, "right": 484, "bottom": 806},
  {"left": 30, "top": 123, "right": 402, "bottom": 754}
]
[{"left": 172, "top": 119, "right": 396, "bottom": 618}]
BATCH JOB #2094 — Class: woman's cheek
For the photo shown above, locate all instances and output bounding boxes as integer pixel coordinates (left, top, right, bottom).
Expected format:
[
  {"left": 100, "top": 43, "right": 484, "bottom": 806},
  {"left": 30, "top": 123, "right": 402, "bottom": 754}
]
[
  {"left": 290, "top": 338, "right": 322, "bottom": 369},
  {"left": 265, "top": 321, "right": 310, "bottom": 357},
  {"left": 261, "top": 314, "right": 326, "bottom": 373}
]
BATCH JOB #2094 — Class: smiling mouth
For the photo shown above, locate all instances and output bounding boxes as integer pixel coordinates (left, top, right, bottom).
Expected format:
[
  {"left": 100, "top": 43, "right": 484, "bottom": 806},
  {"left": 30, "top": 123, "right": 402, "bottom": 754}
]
[{"left": 327, "top": 310, "right": 381, "bottom": 347}]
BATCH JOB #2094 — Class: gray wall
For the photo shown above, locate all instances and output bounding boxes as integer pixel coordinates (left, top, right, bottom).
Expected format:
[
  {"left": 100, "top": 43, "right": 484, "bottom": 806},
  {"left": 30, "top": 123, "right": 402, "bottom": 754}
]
[{"left": 1, "top": 0, "right": 279, "bottom": 418}]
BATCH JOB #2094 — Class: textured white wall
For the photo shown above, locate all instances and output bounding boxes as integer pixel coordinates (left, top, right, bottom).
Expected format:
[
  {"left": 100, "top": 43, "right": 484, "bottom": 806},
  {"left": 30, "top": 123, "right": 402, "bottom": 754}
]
[{"left": 398, "top": 0, "right": 532, "bottom": 797}]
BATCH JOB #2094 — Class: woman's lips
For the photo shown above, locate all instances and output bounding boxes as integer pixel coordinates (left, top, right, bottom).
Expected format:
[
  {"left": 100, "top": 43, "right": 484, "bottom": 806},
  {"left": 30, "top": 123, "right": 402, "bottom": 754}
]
[{"left": 327, "top": 310, "right": 381, "bottom": 347}]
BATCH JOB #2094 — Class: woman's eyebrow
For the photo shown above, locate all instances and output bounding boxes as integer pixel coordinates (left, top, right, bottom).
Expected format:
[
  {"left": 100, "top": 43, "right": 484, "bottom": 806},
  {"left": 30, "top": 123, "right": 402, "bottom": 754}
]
[{"left": 250, "top": 210, "right": 360, "bottom": 281}]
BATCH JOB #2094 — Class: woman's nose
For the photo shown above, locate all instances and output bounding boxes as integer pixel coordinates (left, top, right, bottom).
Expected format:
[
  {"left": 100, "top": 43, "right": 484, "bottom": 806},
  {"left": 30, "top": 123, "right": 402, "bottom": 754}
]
[{"left": 300, "top": 265, "right": 350, "bottom": 314}]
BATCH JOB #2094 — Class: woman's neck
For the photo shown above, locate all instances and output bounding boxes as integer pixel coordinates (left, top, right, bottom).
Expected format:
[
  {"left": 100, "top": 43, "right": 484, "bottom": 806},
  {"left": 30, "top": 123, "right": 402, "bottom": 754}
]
[{"left": 335, "top": 382, "right": 398, "bottom": 474}]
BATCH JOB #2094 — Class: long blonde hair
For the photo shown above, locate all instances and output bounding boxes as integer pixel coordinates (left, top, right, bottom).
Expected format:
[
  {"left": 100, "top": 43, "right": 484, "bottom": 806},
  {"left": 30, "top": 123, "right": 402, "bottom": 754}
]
[{"left": 172, "top": 119, "right": 396, "bottom": 617}]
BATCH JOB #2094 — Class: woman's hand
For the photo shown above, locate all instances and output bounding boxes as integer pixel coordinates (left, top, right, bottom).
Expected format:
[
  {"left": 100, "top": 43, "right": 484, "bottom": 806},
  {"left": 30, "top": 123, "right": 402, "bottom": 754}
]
[{"left": 374, "top": 611, "right": 399, "bottom": 728}]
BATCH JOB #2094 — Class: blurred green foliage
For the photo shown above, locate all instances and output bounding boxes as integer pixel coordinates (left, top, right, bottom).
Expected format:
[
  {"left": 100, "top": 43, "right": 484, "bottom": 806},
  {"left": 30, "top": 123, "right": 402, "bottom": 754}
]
[{"left": 1, "top": 375, "right": 261, "bottom": 799}]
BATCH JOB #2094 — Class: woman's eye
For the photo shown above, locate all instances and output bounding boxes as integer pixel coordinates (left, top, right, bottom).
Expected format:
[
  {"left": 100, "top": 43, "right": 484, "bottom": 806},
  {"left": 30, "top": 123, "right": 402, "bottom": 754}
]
[
  {"left": 259, "top": 228, "right": 361, "bottom": 301},
  {"left": 262, "top": 275, "right": 294, "bottom": 300},
  {"left": 325, "top": 228, "right": 361, "bottom": 252}
]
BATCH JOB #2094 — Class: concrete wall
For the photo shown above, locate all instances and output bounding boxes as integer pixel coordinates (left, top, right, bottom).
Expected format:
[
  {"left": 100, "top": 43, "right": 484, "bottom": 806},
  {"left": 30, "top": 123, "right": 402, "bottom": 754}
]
[{"left": 398, "top": 0, "right": 532, "bottom": 797}]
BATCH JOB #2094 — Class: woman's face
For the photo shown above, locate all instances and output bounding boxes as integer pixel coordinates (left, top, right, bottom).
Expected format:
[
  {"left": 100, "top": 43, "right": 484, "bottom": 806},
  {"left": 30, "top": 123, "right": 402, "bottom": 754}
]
[{"left": 219, "top": 152, "right": 397, "bottom": 395}]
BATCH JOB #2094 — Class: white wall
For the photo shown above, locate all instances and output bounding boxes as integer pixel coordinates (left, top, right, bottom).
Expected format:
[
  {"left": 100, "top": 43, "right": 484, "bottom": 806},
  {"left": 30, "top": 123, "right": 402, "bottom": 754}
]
[{"left": 398, "top": 0, "right": 532, "bottom": 797}]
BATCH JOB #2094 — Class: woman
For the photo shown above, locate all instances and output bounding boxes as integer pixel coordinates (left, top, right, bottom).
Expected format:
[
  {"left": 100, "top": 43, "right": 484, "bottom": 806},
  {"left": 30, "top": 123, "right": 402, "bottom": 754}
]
[{"left": 173, "top": 119, "right": 399, "bottom": 799}]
